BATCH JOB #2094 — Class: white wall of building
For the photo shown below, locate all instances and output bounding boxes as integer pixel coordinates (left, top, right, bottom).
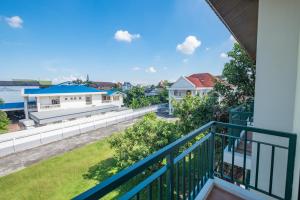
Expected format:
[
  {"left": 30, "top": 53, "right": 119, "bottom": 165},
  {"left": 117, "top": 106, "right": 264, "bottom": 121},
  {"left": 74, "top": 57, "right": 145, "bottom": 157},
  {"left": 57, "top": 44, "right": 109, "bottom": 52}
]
[
  {"left": 253, "top": 1, "right": 300, "bottom": 199},
  {"left": 0, "top": 86, "right": 38, "bottom": 103}
]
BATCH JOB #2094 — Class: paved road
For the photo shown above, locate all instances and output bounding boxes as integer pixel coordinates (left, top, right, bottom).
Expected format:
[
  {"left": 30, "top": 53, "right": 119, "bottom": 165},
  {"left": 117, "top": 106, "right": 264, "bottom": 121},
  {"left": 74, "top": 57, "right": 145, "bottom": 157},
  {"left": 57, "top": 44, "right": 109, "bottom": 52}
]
[{"left": 0, "top": 119, "right": 137, "bottom": 177}]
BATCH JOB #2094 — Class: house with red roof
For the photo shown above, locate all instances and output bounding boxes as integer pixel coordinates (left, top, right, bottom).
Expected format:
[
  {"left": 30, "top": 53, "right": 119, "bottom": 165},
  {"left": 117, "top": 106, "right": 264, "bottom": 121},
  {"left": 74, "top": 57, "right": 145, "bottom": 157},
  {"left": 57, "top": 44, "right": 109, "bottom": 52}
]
[{"left": 168, "top": 73, "right": 216, "bottom": 114}]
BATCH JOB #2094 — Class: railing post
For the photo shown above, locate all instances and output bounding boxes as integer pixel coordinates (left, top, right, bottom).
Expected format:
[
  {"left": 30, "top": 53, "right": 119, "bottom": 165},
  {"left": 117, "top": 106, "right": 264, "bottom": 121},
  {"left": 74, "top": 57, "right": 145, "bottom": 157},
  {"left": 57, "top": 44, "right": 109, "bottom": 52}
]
[
  {"left": 167, "top": 153, "right": 174, "bottom": 200},
  {"left": 210, "top": 125, "right": 216, "bottom": 178},
  {"left": 285, "top": 135, "right": 297, "bottom": 200}
]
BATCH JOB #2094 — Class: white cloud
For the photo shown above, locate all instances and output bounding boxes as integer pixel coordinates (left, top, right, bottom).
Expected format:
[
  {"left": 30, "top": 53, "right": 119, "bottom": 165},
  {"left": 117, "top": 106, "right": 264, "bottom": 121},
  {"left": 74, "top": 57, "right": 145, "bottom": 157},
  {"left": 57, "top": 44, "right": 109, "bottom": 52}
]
[
  {"left": 132, "top": 67, "right": 141, "bottom": 71},
  {"left": 52, "top": 74, "right": 85, "bottom": 84},
  {"left": 5, "top": 16, "right": 23, "bottom": 28},
  {"left": 229, "top": 35, "right": 237, "bottom": 43},
  {"left": 114, "top": 30, "right": 140, "bottom": 42},
  {"left": 145, "top": 66, "right": 157, "bottom": 73},
  {"left": 182, "top": 58, "right": 189, "bottom": 63},
  {"left": 205, "top": 47, "right": 210, "bottom": 51},
  {"left": 176, "top": 36, "right": 201, "bottom": 55},
  {"left": 220, "top": 52, "right": 228, "bottom": 58}
]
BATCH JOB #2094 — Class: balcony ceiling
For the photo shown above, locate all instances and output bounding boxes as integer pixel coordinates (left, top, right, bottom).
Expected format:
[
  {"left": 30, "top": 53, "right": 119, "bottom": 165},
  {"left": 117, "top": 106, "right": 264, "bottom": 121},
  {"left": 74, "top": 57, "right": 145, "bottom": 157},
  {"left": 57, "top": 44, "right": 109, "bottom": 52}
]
[{"left": 206, "top": 0, "right": 258, "bottom": 61}]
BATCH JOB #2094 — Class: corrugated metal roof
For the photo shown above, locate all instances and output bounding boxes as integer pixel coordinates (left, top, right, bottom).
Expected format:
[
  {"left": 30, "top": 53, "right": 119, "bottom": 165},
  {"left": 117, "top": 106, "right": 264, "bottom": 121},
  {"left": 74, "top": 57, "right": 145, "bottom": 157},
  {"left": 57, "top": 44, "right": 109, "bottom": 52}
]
[
  {"left": 0, "top": 102, "right": 24, "bottom": 110},
  {"left": 24, "top": 85, "right": 105, "bottom": 95}
]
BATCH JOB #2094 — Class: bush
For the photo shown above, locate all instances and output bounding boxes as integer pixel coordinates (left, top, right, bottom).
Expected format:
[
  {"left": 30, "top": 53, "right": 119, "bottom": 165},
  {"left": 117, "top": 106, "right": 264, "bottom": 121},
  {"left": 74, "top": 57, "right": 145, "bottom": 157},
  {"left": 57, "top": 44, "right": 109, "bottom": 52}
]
[
  {"left": 0, "top": 111, "right": 9, "bottom": 133},
  {"left": 108, "top": 113, "right": 179, "bottom": 169}
]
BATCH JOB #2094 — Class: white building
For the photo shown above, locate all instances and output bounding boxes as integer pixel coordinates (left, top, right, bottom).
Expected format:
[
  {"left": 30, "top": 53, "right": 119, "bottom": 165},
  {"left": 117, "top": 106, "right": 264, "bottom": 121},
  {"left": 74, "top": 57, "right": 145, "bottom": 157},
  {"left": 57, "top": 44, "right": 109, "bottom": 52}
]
[
  {"left": 21, "top": 85, "right": 124, "bottom": 125},
  {"left": 168, "top": 73, "right": 215, "bottom": 114}
]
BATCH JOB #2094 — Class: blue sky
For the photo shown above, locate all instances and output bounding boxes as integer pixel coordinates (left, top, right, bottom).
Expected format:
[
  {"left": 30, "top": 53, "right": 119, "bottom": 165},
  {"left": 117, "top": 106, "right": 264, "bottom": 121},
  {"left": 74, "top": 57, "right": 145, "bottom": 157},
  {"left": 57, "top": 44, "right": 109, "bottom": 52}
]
[{"left": 0, "top": 0, "right": 235, "bottom": 84}]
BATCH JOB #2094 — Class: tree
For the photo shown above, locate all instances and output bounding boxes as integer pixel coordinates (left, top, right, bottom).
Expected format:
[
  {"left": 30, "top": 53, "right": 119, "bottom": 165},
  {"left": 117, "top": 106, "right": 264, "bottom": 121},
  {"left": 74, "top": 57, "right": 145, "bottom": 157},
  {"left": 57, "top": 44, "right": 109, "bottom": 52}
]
[
  {"left": 0, "top": 98, "right": 9, "bottom": 134},
  {"left": 172, "top": 94, "right": 219, "bottom": 134},
  {"left": 214, "top": 43, "right": 256, "bottom": 108},
  {"left": 108, "top": 113, "right": 179, "bottom": 169}
]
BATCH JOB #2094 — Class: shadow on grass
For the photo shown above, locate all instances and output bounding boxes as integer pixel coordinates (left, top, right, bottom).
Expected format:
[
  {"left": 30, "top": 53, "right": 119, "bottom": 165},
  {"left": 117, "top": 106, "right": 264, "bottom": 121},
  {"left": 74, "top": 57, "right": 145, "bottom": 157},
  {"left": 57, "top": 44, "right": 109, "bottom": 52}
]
[
  {"left": 83, "top": 158, "right": 141, "bottom": 199},
  {"left": 83, "top": 157, "right": 118, "bottom": 182}
]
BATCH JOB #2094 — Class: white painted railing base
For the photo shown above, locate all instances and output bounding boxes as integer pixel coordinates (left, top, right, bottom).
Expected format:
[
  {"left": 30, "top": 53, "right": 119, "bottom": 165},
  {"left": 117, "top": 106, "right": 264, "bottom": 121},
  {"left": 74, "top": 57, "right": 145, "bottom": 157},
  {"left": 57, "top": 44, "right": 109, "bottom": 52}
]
[{"left": 0, "top": 104, "right": 166, "bottom": 157}]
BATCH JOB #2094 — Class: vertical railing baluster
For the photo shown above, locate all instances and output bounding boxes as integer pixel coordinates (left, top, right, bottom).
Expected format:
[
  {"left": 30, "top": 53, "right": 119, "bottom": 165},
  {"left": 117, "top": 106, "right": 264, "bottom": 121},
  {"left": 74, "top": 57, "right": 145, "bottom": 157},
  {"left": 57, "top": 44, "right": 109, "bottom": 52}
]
[
  {"left": 176, "top": 162, "right": 180, "bottom": 200},
  {"left": 167, "top": 153, "right": 174, "bottom": 200},
  {"left": 158, "top": 176, "right": 163, "bottom": 200},
  {"left": 221, "top": 133, "right": 224, "bottom": 179},
  {"left": 136, "top": 192, "right": 140, "bottom": 200},
  {"left": 188, "top": 152, "right": 192, "bottom": 200},
  {"left": 242, "top": 131, "right": 248, "bottom": 185},
  {"left": 182, "top": 156, "right": 186, "bottom": 200},
  {"left": 210, "top": 127, "right": 216, "bottom": 178},
  {"left": 197, "top": 145, "right": 201, "bottom": 192},
  {"left": 193, "top": 151, "right": 196, "bottom": 199},
  {"left": 147, "top": 183, "right": 152, "bottom": 200},
  {"left": 231, "top": 136, "right": 235, "bottom": 182},
  {"left": 269, "top": 146, "right": 275, "bottom": 195},
  {"left": 200, "top": 144, "right": 204, "bottom": 188},
  {"left": 285, "top": 134, "right": 297, "bottom": 200},
  {"left": 255, "top": 143, "right": 260, "bottom": 189}
]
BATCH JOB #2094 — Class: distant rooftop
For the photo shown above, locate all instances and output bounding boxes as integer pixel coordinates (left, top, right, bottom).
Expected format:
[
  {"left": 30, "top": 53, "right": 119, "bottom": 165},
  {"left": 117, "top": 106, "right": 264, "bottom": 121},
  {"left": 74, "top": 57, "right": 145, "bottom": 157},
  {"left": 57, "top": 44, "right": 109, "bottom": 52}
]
[
  {"left": 0, "top": 81, "right": 40, "bottom": 87},
  {"left": 23, "top": 85, "right": 105, "bottom": 95},
  {"left": 186, "top": 73, "right": 216, "bottom": 88}
]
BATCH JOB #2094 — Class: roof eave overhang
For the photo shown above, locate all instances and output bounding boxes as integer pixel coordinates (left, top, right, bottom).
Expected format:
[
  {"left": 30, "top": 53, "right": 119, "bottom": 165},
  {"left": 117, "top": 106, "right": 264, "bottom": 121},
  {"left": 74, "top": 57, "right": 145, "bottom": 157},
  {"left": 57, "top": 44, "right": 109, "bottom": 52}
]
[{"left": 206, "top": 0, "right": 258, "bottom": 61}]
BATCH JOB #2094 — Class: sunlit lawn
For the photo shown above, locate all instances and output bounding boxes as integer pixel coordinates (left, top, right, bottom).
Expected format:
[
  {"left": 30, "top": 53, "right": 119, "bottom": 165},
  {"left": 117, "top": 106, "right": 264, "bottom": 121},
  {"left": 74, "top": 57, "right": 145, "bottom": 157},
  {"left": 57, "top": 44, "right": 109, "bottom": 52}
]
[{"left": 0, "top": 139, "right": 124, "bottom": 200}]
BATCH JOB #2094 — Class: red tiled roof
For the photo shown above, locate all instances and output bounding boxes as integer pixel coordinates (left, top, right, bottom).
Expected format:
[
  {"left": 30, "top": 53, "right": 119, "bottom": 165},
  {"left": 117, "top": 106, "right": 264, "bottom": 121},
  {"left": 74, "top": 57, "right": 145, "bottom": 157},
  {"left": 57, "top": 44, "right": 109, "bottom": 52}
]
[{"left": 186, "top": 73, "right": 216, "bottom": 88}]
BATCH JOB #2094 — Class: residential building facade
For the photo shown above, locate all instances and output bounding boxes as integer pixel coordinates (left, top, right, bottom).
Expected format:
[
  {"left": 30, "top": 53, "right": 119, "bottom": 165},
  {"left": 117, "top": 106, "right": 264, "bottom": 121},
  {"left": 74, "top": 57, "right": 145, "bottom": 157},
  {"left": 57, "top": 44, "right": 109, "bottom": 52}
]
[
  {"left": 168, "top": 73, "right": 215, "bottom": 114},
  {"left": 21, "top": 85, "right": 124, "bottom": 124}
]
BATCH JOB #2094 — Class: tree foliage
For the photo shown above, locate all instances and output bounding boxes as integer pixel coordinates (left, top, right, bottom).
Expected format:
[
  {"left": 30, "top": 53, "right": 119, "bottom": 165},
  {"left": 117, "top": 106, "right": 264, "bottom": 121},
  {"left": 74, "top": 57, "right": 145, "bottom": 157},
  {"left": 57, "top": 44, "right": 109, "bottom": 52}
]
[
  {"left": 172, "top": 94, "right": 219, "bottom": 134},
  {"left": 108, "top": 113, "right": 179, "bottom": 169},
  {"left": 214, "top": 43, "right": 256, "bottom": 107},
  {"left": 0, "top": 99, "right": 9, "bottom": 133},
  {"left": 124, "top": 86, "right": 168, "bottom": 109}
]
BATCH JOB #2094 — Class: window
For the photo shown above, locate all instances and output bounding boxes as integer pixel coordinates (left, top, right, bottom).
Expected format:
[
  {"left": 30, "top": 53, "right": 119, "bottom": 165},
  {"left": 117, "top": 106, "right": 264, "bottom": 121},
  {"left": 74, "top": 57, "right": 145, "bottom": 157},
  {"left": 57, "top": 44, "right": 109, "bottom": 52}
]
[
  {"left": 174, "top": 90, "right": 178, "bottom": 96},
  {"left": 51, "top": 98, "right": 60, "bottom": 105},
  {"left": 102, "top": 95, "right": 111, "bottom": 101},
  {"left": 113, "top": 96, "right": 119, "bottom": 101},
  {"left": 65, "top": 98, "right": 68, "bottom": 100},
  {"left": 86, "top": 96, "right": 92, "bottom": 105},
  {"left": 74, "top": 97, "right": 77, "bottom": 100},
  {"left": 186, "top": 90, "right": 191, "bottom": 96},
  {"left": 79, "top": 97, "right": 82, "bottom": 100}
]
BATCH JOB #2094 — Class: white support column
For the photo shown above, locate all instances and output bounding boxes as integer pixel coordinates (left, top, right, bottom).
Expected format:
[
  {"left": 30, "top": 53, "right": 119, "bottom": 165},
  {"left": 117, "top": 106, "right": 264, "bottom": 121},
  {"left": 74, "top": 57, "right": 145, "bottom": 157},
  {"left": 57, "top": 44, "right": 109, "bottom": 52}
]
[
  {"left": 24, "top": 96, "right": 29, "bottom": 119},
  {"left": 252, "top": 1, "right": 300, "bottom": 199}
]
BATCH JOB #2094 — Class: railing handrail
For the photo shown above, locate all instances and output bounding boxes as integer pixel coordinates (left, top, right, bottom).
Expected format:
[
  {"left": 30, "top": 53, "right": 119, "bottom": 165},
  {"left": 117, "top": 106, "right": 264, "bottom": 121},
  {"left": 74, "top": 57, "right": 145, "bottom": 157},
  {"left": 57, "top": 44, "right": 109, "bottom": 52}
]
[
  {"left": 73, "top": 121, "right": 214, "bottom": 200},
  {"left": 73, "top": 121, "right": 297, "bottom": 200}
]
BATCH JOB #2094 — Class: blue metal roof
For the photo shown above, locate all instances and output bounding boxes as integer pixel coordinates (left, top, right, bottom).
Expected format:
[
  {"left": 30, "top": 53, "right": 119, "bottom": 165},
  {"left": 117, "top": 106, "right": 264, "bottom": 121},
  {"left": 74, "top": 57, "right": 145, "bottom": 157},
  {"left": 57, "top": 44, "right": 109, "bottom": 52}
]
[
  {"left": 24, "top": 85, "right": 105, "bottom": 95},
  {"left": 0, "top": 102, "right": 24, "bottom": 110}
]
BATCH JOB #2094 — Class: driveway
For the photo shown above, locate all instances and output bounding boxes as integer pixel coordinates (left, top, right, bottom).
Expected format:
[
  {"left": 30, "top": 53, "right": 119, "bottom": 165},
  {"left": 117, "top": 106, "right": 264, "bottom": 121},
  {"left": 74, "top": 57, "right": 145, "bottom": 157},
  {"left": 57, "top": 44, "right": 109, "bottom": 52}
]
[{"left": 0, "top": 119, "right": 136, "bottom": 177}]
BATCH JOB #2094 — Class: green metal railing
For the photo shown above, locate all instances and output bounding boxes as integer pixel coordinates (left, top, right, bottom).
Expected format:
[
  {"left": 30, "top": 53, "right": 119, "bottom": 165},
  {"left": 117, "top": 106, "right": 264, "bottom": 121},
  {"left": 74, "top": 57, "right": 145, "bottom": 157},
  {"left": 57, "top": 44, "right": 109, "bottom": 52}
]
[
  {"left": 73, "top": 121, "right": 296, "bottom": 200},
  {"left": 228, "top": 100, "right": 254, "bottom": 151}
]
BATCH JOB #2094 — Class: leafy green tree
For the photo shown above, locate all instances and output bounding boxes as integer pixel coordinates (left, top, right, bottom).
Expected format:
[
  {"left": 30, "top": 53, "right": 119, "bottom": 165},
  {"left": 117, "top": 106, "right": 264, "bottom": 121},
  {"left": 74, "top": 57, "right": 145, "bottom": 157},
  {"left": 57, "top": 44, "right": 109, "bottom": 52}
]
[
  {"left": 214, "top": 43, "right": 256, "bottom": 107},
  {"left": 109, "top": 113, "right": 179, "bottom": 169},
  {"left": 172, "top": 94, "right": 219, "bottom": 134},
  {"left": 0, "top": 98, "right": 9, "bottom": 134}
]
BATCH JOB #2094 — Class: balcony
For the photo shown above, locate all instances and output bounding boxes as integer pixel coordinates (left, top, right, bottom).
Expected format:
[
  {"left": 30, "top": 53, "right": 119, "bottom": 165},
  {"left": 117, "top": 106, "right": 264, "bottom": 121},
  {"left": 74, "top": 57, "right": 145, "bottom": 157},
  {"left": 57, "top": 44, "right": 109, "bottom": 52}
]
[{"left": 73, "top": 120, "right": 297, "bottom": 200}]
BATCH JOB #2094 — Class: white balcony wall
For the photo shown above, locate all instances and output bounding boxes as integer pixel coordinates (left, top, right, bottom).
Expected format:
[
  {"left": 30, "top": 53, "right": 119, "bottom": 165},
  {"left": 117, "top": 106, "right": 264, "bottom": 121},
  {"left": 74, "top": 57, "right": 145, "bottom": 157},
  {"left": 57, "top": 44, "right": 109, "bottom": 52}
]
[{"left": 253, "top": 1, "right": 300, "bottom": 199}]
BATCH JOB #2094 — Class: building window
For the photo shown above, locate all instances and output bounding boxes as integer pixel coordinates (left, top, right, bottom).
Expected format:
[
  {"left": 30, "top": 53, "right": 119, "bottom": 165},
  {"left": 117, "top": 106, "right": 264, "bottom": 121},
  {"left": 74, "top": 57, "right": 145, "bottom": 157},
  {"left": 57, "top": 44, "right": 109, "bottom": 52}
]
[
  {"left": 86, "top": 96, "right": 92, "bottom": 105},
  {"left": 74, "top": 97, "right": 77, "bottom": 100},
  {"left": 102, "top": 95, "right": 111, "bottom": 101},
  {"left": 113, "top": 96, "right": 119, "bottom": 101},
  {"left": 174, "top": 90, "right": 178, "bottom": 96},
  {"left": 79, "top": 97, "right": 82, "bottom": 100},
  {"left": 51, "top": 98, "right": 60, "bottom": 105},
  {"left": 65, "top": 98, "right": 68, "bottom": 100},
  {"left": 186, "top": 90, "right": 191, "bottom": 96}
]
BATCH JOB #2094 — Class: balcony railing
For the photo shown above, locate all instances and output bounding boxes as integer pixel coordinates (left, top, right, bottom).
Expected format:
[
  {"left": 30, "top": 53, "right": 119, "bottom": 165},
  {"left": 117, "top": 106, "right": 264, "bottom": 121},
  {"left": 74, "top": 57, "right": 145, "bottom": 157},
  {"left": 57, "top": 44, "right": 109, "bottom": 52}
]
[
  {"left": 73, "top": 120, "right": 296, "bottom": 200},
  {"left": 228, "top": 100, "right": 254, "bottom": 151},
  {"left": 40, "top": 104, "right": 61, "bottom": 110}
]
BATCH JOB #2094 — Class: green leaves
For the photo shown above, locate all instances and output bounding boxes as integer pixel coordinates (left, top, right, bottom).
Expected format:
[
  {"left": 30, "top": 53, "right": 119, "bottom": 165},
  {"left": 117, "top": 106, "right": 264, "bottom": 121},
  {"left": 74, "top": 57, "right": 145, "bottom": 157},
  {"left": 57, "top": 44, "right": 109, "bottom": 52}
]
[
  {"left": 214, "top": 43, "right": 256, "bottom": 108},
  {"left": 108, "top": 113, "right": 179, "bottom": 169},
  {"left": 0, "top": 111, "right": 9, "bottom": 133},
  {"left": 172, "top": 94, "right": 218, "bottom": 134}
]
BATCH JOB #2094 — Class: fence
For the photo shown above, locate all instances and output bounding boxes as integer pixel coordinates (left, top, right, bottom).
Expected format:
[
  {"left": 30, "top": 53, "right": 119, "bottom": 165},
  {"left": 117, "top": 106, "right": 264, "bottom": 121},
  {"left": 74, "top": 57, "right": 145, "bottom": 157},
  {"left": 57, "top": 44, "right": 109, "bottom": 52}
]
[
  {"left": 73, "top": 121, "right": 297, "bottom": 200},
  {"left": 0, "top": 104, "right": 167, "bottom": 157}
]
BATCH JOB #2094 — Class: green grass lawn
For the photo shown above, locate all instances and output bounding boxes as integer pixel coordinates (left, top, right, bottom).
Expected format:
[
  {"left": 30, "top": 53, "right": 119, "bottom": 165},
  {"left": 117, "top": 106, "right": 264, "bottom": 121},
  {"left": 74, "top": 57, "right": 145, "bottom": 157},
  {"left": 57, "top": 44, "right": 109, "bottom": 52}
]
[{"left": 0, "top": 139, "right": 122, "bottom": 200}]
